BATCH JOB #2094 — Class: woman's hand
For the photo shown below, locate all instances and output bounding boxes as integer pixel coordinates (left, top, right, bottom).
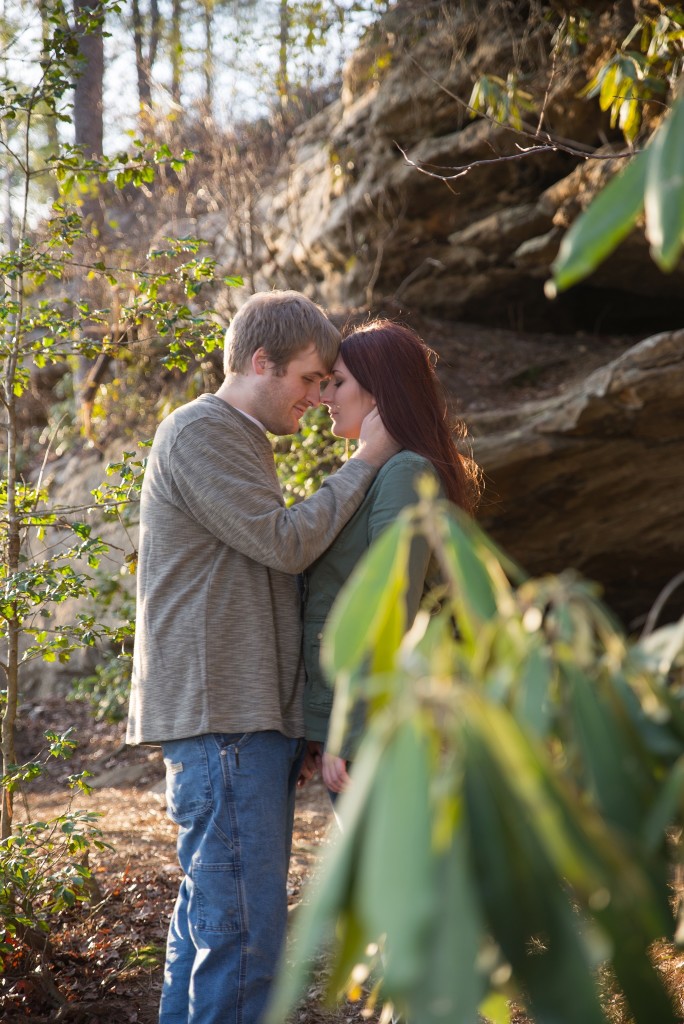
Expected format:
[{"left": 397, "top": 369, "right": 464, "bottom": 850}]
[
  {"left": 297, "top": 741, "right": 323, "bottom": 788},
  {"left": 322, "top": 752, "right": 350, "bottom": 793}
]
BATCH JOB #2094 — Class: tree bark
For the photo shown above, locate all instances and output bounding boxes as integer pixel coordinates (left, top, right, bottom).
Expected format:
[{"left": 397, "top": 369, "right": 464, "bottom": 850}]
[
  {"left": 149, "top": 0, "right": 161, "bottom": 79},
  {"left": 202, "top": 0, "right": 214, "bottom": 118},
  {"left": 72, "top": 0, "right": 104, "bottom": 160},
  {"left": 38, "top": 0, "right": 61, "bottom": 199},
  {"left": 133, "top": 0, "right": 161, "bottom": 115},
  {"left": 277, "top": 0, "right": 290, "bottom": 111},
  {"left": 132, "top": 0, "right": 152, "bottom": 112},
  {"left": 1, "top": 311, "right": 21, "bottom": 841},
  {"left": 72, "top": 0, "right": 104, "bottom": 236},
  {"left": 171, "top": 0, "right": 183, "bottom": 105}
]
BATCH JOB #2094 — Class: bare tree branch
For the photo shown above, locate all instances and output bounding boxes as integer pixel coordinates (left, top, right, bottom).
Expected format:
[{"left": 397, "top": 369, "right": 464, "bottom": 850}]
[{"left": 399, "top": 53, "right": 642, "bottom": 185}]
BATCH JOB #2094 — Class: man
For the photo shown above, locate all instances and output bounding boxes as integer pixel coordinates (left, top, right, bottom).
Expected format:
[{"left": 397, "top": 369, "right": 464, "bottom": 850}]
[{"left": 126, "top": 290, "right": 397, "bottom": 1024}]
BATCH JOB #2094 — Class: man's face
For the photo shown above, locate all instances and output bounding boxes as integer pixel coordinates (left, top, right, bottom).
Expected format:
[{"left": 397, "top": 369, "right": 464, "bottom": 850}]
[{"left": 257, "top": 344, "right": 329, "bottom": 435}]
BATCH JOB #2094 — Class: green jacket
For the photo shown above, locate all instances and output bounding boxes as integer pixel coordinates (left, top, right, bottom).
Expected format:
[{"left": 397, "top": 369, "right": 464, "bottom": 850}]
[{"left": 302, "top": 450, "right": 439, "bottom": 756}]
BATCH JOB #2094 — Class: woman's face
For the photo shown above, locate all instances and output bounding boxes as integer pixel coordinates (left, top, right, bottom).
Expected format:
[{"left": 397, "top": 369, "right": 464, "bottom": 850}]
[{"left": 322, "top": 356, "right": 375, "bottom": 439}]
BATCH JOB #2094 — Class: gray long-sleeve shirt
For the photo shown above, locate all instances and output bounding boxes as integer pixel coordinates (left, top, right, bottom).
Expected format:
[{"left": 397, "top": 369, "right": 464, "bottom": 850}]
[{"left": 126, "top": 394, "right": 375, "bottom": 745}]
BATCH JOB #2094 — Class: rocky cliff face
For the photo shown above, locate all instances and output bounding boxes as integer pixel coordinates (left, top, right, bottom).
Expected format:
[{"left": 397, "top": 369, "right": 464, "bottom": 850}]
[
  {"left": 118, "top": 1, "right": 684, "bottom": 627},
  {"left": 470, "top": 329, "right": 684, "bottom": 627},
  {"left": 229, "top": 1, "right": 682, "bottom": 337}
]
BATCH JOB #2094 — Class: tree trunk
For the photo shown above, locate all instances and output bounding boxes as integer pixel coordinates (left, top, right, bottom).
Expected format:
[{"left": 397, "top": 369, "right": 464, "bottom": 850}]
[
  {"left": 1, "top": 316, "right": 21, "bottom": 841},
  {"left": 72, "top": 0, "right": 104, "bottom": 159},
  {"left": 72, "top": 0, "right": 104, "bottom": 234},
  {"left": 2, "top": 146, "right": 14, "bottom": 252},
  {"left": 202, "top": 0, "right": 214, "bottom": 118},
  {"left": 149, "top": 0, "right": 161, "bottom": 78},
  {"left": 277, "top": 0, "right": 290, "bottom": 111},
  {"left": 171, "top": 0, "right": 183, "bottom": 105},
  {"left": 38, "top": 0, "right": 61, "bottom": 199},
  {"left": 131, "top": 0, "right": 152, "bottom": 112}
]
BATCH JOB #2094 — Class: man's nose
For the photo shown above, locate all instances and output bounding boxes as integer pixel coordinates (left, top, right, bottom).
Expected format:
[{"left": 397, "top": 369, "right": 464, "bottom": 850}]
[{"left": 307, "top": 384, "right": 321, "bottom": 407}]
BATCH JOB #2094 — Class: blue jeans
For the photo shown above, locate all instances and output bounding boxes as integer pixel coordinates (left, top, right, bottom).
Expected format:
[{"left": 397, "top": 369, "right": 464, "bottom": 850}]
[{"left": 159, "top": 731, "right": 305, "bottom": 1024}]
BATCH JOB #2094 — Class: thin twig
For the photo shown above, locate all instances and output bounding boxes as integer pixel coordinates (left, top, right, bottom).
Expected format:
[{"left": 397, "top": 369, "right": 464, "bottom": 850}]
[
  {"left": 400, "top": 52, "right": 641, "bottom": 183},
  {"left": 640, "top": 571, "right": 684, "bottom": 638}
]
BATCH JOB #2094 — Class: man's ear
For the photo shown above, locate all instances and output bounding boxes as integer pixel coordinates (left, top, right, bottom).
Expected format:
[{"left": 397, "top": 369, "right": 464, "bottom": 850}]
[{"left": 251, "top": 347, "right": 270, "bottom": 376}]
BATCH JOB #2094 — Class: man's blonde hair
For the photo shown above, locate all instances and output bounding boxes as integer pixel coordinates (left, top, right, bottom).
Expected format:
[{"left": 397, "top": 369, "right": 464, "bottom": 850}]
[{"left": 224, "top": 290, "right": 340, "bottom": 375}]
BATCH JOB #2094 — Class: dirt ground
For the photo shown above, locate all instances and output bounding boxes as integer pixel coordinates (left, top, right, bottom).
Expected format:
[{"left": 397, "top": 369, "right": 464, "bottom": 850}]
[
  {"left": 4, "top": 697, "right": 684, "bottom": 1023},
  {"left": 341, "top": 306, "right": 637, "bottom": 417},
  {"left": 2, "top": 697, "right": 359, "bottom": 1024}
]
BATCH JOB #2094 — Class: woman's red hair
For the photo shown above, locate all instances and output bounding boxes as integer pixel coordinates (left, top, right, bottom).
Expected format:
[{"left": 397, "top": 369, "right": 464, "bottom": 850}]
[{"left": 340, "top": 320, "right": 480, "bottom": 513}]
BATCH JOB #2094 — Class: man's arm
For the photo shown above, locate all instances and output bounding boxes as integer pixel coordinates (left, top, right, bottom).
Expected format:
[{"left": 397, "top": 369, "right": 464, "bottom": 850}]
[{"left": 166, "top": 413, "right": 397, "bottom": 574}]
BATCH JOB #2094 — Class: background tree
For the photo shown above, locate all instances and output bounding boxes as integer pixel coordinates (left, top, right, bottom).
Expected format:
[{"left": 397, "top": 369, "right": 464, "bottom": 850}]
[
  {"left": 200, "top": 0, "right": 216, "bottom": 117},
  {"left": 72, "top": 0, "right": 104, "bottom": 160},
  {"left": 168, "top": 0, "right": 183, "bottom": 105},
  {"left": 131, "top": 0, "right": 161, "bottom": 114}
]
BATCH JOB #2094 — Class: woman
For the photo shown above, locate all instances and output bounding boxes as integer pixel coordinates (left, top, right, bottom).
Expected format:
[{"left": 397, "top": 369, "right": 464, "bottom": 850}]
[{"left": 303, "top": 320, "right": 479, "bottom": 794}]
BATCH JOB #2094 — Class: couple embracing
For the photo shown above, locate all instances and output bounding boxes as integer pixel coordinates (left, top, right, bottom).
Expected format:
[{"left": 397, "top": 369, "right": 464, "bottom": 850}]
[{"left": 126, "top": 289, "right": 478, "bottom": 1024}]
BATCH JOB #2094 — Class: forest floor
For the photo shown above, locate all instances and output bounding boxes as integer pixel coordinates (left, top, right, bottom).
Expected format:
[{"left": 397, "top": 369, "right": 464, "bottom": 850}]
[
  {"left": 4, "top": 698, "right": 684, "bottom": 1023},
  {"left": 3, "top": 697, "right": 368, "bottom": 1024}
]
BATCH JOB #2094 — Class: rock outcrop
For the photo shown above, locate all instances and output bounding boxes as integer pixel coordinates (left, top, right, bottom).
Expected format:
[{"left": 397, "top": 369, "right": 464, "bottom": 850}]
[
  {"left": 88, "top": 2, "right": 684, "bottom": 631},
  {"left": 469, "top": 329, "right": 684, "bottom": 627},
  {"left": 216, "top": 1, "right": 684, "bottom": 337}
]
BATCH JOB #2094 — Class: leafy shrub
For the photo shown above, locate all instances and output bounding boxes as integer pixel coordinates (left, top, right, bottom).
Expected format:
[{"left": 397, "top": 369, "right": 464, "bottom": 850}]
[
  {"left": 70, "top": 653, "right": 133, "bottom": 724},
  {"left": 273, "top": 405, "right": 350, "bottom": 506},
  {"left": 0, "top": 733, "right": 109, "bottom": 966}
]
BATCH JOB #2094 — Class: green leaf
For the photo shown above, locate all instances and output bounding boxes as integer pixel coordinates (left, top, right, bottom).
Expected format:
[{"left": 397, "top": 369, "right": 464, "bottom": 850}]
[
  {"left": 322, "top": 519, "right": 409, "bottom": 678},
  {"left": 355, "top": 719, "right": 436, "bottom": 997},
  {"left": 512, "top": 645, "right": 553, "bottom": 737},
  {"left": 479, "top": 992, "right": 512, "bottom": 1024},
  {"left": 645, "top": 91, "right": 684, "bottom": 270},
  {"left": 443, "top": 514, "right": 503, "bottom": 639},
  {"left": 562, "top": 663, "right": 654, "bottom": 834},
  {"left": 599, "top": 62, "right": 619, "bottom": 112},
  {"left": 324, "top": 906, "right": 369, "bottom": 1002},
  {"left": 642, "top": 756, "right": 684, "bottom": 852},
  {"left": 467, "top": 697, "right": 678, "bottom": 1024},
  {"left": 412, "top": 825, "right": 487, "bottom": 1024},
  {"left": 463, "top": 709, "right": 608, "bottom": 1024},
  {"left": 619, "top": 95, "right": 640, "bottom": 142},
  {"left": 264, "top": 723, "right": 388, "bottom": 1024},
  {"left": 548, "top": 151, "right": 647, "bottom": 293}
]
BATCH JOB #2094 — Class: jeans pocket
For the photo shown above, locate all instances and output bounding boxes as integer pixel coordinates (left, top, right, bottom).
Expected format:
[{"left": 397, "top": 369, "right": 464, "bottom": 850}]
[
  {"left": 162, "top": 736, "right": 213, "bottom": 825},
  {"left": 191, "top": 861, "right": 243, "bottom": 934}
]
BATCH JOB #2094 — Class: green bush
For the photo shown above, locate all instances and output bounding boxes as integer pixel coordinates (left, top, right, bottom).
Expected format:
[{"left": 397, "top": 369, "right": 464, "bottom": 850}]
[{"left": 0, "top": 733, "right": 109, "bottom": 965}]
